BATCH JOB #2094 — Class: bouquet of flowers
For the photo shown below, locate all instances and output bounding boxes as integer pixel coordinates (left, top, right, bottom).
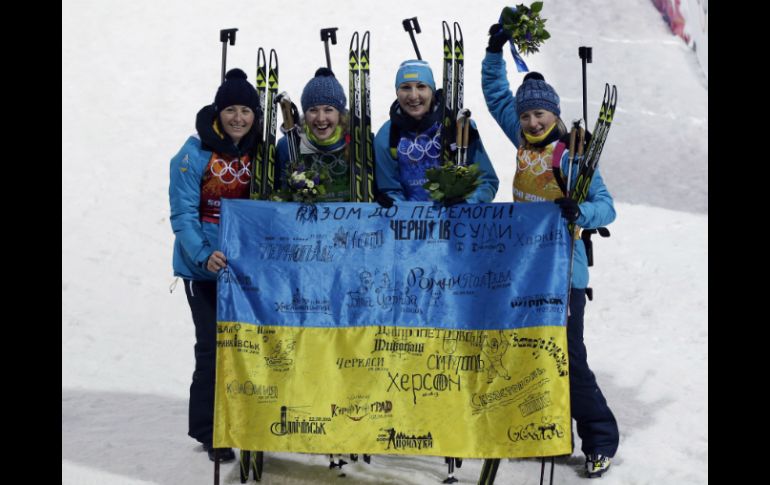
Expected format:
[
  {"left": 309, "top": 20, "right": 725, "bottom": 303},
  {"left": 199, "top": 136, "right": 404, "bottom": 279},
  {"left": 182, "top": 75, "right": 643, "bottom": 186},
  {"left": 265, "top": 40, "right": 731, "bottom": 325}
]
[
  {"left": 422, "top": 162, "right": 482, "bottom": 203},
  {"left": 271, "top": 163, "right": 330, "bottom": 204},
  {"left": 500, "top": 2, "right": 550, "bottom": 55}
]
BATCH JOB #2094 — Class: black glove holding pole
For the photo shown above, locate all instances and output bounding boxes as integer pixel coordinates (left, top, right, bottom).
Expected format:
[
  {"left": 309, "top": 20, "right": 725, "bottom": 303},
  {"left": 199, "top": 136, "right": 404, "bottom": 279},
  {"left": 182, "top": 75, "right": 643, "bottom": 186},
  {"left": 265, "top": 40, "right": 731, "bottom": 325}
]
[{"left": 554, "top": 197, "right": 581, "bottom": 223}]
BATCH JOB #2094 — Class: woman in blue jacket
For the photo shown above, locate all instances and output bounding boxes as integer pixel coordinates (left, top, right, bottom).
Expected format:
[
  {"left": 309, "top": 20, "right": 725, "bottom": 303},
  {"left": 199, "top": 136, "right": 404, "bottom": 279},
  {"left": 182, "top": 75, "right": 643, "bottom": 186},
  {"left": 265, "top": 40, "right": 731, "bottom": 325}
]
[
  {"left": 276, "top": 68, "right": 352, "bottom": 202},
  {"left": 168, "top": 68, "right": 260, "bottom": 463},
  {"left": 482, "top": 25, "right": 619, "bottom": 478},
  {"left": 374, "top": 60, "right": 499, "bottom": 204}
]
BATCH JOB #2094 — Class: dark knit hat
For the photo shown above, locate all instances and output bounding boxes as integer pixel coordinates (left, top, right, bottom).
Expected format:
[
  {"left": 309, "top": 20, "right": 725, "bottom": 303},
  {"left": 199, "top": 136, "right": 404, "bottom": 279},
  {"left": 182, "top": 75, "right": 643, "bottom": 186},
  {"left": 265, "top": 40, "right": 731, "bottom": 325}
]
[
  {"left": 214, "top": 68, "right": 259, "bottom": 115},
  {"left": 515, "top": 72, "right": 561, "bottom": 117},
  {"left": 300, "top": 68, "right": 347, "bottom": 113}
]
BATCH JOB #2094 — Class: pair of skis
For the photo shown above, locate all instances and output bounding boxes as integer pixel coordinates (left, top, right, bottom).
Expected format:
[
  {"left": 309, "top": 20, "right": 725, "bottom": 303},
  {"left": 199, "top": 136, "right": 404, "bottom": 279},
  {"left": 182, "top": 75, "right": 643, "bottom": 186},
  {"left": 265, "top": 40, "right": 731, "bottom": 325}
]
[
  {"left": 555, "top": 83, "right": 617, "bottom": 233},
  {"left": 239, "top": 450, "right": 264, "bottom": 483},
  {"left": 250, "top": 48, "right": 279, "bottom": 199},
  {"left": 441, "top": 19, "right": 468, "bottom": 483},
  {"left": 240, "top": 49, "right": 278, "bottom": 482},
  {"left": 568, "top": 83, "right": 617, "bottom": 206},
  {"left": 477, "top": 457, "right": 555, "bottom": 485},
  {"left": 440, "top": 21, "right": 466, "bottom": 165},
  {"left": 348, "top": 31, "right": 375, "bottom": 202},
  {"left": 240, "top": 50, "right": 283, "bottom": 483}
]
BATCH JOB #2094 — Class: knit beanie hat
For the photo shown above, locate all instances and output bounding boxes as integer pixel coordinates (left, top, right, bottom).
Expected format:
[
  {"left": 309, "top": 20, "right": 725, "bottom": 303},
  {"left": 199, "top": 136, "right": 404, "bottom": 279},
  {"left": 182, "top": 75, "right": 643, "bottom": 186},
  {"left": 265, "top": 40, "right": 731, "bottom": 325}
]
[
  {"left": 394, "top": 59, "right": 435, "bottom": 91},
  {"left": 300, "top": 68, "right": 347, "bottom": 113},
  {"left": 515, "top": 72, "right": 561, "bottom": 117},
  {"left": 214, "top": 68, "right": 260, "bottom": 115}
]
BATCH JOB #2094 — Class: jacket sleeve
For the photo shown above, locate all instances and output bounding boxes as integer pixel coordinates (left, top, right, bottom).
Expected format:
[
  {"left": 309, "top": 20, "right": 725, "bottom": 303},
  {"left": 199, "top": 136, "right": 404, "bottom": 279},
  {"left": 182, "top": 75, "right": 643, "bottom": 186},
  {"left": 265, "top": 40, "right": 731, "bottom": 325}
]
[
  {"left": 574, "top": 167, "right": 616, "bottom": 229},
  {"left": 373, "top": 121, "right": 406, "bottom": 201},
  {"left": 466, "top": 122, "right": 499, "bottom": 203},
  {"left": 169, "top": 137, "right": 213, "bottom": 268},
  {"left": 482, "top": 51, "right": 521, "bottom": 148}
]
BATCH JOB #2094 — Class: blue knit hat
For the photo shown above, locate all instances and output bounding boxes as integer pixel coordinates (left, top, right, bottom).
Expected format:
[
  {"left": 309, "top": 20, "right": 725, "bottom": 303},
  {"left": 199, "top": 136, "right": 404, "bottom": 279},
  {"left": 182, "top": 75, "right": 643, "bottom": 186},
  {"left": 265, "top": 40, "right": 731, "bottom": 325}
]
[
  {"left": 394, "top": 59, "right": 435, "bottom": 91},
  {"left": 515, "top": 72, "right": 561, "bottom": 117},
  {"left": 301, "top": 68, "right": 347, "bottom": 113},
  {"left": 214, "top": 68, "right": 259, "bottom": 115}
]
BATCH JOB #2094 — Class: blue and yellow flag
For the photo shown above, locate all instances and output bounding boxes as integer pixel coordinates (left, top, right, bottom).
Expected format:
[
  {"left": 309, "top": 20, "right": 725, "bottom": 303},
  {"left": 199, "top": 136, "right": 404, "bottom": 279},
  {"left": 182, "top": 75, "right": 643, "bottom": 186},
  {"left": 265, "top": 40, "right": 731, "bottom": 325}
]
[{"left": 214, "top": 200, "right": 572, "bottom": 458}]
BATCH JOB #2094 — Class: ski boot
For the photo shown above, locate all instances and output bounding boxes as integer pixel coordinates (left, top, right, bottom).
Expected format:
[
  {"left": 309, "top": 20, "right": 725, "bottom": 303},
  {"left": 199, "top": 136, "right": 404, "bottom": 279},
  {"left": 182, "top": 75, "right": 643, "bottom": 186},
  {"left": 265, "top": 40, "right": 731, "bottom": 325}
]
[{"left": 585, "top": 454, "right": 611, "bottom": 478}]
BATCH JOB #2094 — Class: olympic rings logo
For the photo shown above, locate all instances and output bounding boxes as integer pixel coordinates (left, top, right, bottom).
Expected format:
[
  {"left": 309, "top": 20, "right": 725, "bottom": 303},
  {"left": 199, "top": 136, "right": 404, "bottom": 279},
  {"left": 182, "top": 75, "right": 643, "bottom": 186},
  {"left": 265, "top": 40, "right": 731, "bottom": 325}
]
[
  {"left": 397, "top": 131, "right": 442, "bottom": 162},
  {"left": 517, "top": 151, "right": 548, "bottom": 176},
  {"left": 310, "top": 153, "right": 348, "bottom": 177},
  {"left": 210, "top": 158, "right": 251, "bottom": 185}
]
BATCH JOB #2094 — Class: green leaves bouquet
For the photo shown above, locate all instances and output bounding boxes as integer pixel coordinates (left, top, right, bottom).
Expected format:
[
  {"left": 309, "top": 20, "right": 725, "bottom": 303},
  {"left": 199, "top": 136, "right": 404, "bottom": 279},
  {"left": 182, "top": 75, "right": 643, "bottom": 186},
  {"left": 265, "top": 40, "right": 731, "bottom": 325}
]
[
  {"left": 500, "top": 2, "right": 550, "bottom": 55},
  {"left": 423, "top": 163, "right": 482, "bottom": 203}
]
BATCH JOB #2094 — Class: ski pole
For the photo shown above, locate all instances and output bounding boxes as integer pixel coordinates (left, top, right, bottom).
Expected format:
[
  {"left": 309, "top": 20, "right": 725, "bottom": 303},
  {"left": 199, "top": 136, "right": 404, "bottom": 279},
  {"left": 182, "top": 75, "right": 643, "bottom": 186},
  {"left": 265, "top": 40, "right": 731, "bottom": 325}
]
[
  {"left": 219, "top": 28, "right": 238, "bottom": 84},
  {"left": 539, "top": 457, "right": 555, "bottom": 485},
  {"left": 320, "top": 27, "right": 339, "bottom": 70},
  {"left": 565, "top": 120, "right": 583, "bottom": 200},
  {"left": 402, "top": 17, "right": 422, "bottom": 59},
  {"left": 455, "top": 109, "right": 471, "bottom": 166},
  {"left": 578, "top": 46, "right": 592, "bottom": 125},
  {"left": 567, "top": 125, "right": 585, "bottom": 236},
  {"left": 213, "top": 449, "right": 220, "bottom": 485},
  {"left": 440, "top": 21, "right": 453, "bottom": 162},
  {"left": 277, "top": 92, "right": 300, "bottom": 164}
]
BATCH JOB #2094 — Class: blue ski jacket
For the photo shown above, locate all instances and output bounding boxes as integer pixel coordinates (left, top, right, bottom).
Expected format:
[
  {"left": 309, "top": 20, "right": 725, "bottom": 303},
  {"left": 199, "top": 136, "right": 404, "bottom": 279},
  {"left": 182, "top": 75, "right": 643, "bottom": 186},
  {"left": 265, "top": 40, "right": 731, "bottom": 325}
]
[
  {"left": 373, "top": 99, "right": 499, "bottom": 203},
  {"left": 169, "top": 104, "right": 256, "bottom": 281},
  {"left": 169, "top": 135, "right": 222, "bottom": 281},
  {"left": 482, "top": 51, "right": 616, "bottom": 289}
]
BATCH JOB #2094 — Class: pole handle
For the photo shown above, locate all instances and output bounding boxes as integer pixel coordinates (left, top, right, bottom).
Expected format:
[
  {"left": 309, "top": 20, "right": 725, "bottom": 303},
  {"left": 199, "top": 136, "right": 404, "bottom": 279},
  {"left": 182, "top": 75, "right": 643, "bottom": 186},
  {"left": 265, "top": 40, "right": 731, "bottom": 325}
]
[
  {"left": 402, "top": 17, "right": 421, "bottom": 33},
  {"left": 578, "top": 46, "right": 592, "bottom": 63},
  {"left": 578, "top": 46, "right": 592, "bottom": 125},
  {"left": 219, "top": 28, "right": 238, "bottom": 84},
  {"left": 220, "top": 28, "right": 238, "bottom": 45},
  {"left": 320, "top": 27, "right": 339, "bottom": 44},
  {"left": 321, "top": 27, "right": 339, "bottom": 70},
  {"left": 277, "top": 93, "right": 296, "bottom": 131},
  {"left": 402, "top": 17, "right": 422, "bottom": 59}
]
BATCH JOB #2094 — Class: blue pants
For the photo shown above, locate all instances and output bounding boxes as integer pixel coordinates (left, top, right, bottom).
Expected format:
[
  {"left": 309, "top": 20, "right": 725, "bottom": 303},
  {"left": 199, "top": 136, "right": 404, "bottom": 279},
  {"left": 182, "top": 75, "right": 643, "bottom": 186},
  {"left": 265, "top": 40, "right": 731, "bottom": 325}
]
[
  {"left": 568, "top": 288, "right": 619, "bottom": 457},
  {"left": 184, "top": 279, "right": 217, "bottom": 447}
]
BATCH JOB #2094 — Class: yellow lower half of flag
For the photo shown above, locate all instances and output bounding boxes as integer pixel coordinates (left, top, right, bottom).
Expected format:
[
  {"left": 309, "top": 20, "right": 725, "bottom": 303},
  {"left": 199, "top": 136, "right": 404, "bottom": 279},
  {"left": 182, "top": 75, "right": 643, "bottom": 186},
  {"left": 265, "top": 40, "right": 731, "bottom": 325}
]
[{"left": 214, "top": 323, "right": 571, "bottom": 458}]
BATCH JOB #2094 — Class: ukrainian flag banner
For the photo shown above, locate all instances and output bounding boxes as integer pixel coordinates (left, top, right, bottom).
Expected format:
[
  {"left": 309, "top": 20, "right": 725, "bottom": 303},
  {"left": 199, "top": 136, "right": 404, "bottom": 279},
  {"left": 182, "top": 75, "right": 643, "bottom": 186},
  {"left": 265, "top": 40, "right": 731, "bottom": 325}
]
[{"left": 214, "top": 200, "right": 572, "bottom": 458}]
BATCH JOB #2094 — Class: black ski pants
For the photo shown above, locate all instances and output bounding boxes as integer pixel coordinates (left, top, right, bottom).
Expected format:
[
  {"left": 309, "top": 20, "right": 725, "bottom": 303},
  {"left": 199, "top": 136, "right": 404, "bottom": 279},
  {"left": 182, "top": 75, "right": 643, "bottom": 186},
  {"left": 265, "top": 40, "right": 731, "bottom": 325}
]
[
  {"left": 568, "top": 288, "right": 619, "bottom": 457},
  {"left": 183, "top": 278, "right": 218, "bottom": 447}
]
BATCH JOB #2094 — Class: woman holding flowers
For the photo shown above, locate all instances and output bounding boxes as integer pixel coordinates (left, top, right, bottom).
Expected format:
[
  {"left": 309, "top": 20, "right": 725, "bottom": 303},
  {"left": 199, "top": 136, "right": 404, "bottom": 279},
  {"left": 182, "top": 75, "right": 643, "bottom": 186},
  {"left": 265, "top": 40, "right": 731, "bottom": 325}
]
[
  {"left": 482, "top": 5, "right": 618, "bottom": 477},
  {"left": 276, "top": 68, "right": 351, "bottom": 202},
  {"left": 373, "top": 59, "right": 499, "bottom": 206}
]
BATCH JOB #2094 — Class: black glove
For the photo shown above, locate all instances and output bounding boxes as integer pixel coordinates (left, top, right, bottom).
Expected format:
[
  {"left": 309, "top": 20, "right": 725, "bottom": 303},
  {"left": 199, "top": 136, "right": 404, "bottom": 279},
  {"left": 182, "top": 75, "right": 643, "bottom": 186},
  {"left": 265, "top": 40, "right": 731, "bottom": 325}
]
[
  {"left": 374, "top": 192, "right": 394, "bottom": 209},
  {"left": 487, "top": 24, "right": 509, "bottom": 53},
  {"left": 443, "top": 196, "right": 466, "bottom": 207},
  {"left": 554, "top": 197, "right": 581, "bottom": 223}
]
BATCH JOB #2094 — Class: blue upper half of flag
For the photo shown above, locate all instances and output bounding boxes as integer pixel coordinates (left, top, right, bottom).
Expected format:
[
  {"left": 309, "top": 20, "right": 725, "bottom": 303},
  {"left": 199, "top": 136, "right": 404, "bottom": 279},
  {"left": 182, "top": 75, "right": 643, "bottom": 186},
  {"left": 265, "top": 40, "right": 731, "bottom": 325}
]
[{"left": 217, "top": 200, "right": 570, "bottom": 330}]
